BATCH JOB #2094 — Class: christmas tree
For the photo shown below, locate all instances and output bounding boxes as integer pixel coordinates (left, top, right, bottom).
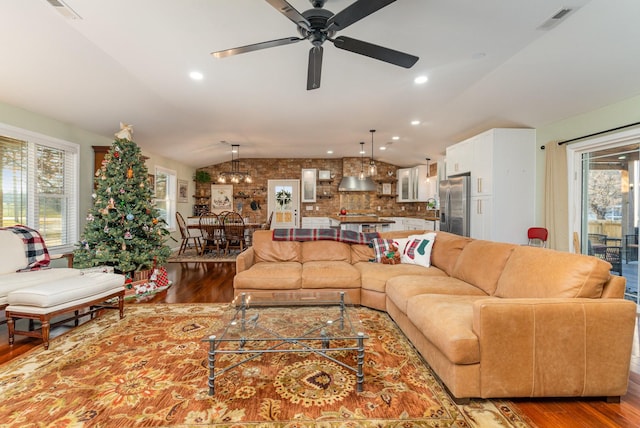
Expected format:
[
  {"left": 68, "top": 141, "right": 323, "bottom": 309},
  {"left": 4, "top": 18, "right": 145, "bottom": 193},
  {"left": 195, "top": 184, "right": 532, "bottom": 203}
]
[{"left": 74, "top": 126, "right": 171, "bottom": 274}]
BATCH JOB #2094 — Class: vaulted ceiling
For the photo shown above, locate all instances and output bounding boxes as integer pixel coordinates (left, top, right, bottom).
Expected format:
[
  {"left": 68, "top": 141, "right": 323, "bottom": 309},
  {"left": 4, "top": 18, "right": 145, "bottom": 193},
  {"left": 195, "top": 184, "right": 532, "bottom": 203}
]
[{"left": 1, "top": 0, "right": 639, "bottom": 168}]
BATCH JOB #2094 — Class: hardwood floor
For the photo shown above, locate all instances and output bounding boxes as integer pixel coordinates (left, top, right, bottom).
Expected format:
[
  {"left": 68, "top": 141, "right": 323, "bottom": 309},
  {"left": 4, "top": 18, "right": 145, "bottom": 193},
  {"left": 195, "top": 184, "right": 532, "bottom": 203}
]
[{"left": 1, "top": 261, "right": 640, "bottom": 427}]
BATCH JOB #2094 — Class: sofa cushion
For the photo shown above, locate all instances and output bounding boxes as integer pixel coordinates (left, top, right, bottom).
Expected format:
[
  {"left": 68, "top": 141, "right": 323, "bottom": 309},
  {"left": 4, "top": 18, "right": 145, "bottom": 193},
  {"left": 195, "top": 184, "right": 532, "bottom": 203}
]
[
  {"left": 386, "top": 275, "right": 489, "bottom": 315},
  {"left": 430, "top": 231, "right": 472, "bottom": 276},
  {"left": 494, "top": 246, "right": 611, "bottom": 298},
  {"left": 407, "top": 294, "right": 489, "bottom": 365},
  {"left": 401, "top": 233, "right": 437, "bottom": 267},
  {"left": 451, "top": 240, "right": 516, "bottom": 295},
  {"left": 302, "top": 261, "right": 360, "bottom": 289},
  {"left": 355, "top": 262, "right": 446, "bottom": 293},
  {"left": 351, "top": 244, "right": 374, "bottom": 263},
  {"left": 7, "top": 272, "right": 124, "bottom": 308},
  {"left": 0, "top": 230, "right": 29, "bottom": 274},
  {"left": 233, "top": 262, "right": 302, "bottom": 290},
  {"left": 0, "top": 268, "right": 83, "bottom": 306},
  {"left": 252, "top": 230, "right": 301, "bottom": 263},
  {"left": 301, "top": 241, "right": 351, "bottom": 263}
]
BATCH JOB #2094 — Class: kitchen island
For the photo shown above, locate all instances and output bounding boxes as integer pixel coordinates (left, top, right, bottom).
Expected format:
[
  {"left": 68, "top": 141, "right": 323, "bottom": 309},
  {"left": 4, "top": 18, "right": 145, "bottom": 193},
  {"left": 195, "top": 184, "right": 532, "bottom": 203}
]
[{"left": 328, "top": 216, "right": 395, "bottom": 233}]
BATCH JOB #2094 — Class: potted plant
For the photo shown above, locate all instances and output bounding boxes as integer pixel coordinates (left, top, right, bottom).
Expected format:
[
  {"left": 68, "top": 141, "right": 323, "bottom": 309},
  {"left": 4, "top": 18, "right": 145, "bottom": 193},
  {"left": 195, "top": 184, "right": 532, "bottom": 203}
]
[{"left": 194, "top": 170, "right": 211, "bottom": 183}]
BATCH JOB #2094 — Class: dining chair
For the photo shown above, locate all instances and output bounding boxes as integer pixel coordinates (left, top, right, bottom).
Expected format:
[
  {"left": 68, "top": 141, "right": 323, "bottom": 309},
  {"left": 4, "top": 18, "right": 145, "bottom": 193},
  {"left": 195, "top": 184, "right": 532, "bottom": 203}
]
[
  {"left": 263, "top": 211, "right": 274, "bottom": 230},
  {"left": 176, "top": 212, "right": 202, "bottom": 255},
  {"left": 223, "top": 211, "right": 246, "bottom": 254},
  {"left": 199, "top": 213, "right": 225, "bottom": 256}
]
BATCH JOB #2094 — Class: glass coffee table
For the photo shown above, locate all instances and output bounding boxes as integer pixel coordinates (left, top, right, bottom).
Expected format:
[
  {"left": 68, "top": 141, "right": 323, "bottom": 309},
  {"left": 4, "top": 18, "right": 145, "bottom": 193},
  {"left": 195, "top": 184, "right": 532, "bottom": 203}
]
[{"left": 202, "top": 291, "right": 367, "bottom": 395}]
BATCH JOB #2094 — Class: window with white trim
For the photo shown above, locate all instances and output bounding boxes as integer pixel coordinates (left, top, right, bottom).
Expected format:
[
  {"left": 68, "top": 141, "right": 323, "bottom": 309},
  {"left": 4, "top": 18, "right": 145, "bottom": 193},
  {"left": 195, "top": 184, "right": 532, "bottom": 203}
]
[
  {"left": 0, "top": 124, "right": 79, "bottom": 252},
  {"left": 154, "top": 166, "right": 177, "bottom": 231}
]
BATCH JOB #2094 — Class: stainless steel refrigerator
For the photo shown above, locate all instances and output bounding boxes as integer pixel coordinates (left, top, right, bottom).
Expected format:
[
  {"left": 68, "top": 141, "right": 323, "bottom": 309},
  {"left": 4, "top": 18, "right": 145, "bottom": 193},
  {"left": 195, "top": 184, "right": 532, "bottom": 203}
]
[{"left": 439, "top": 176, "right": 470, "bottom": 237}]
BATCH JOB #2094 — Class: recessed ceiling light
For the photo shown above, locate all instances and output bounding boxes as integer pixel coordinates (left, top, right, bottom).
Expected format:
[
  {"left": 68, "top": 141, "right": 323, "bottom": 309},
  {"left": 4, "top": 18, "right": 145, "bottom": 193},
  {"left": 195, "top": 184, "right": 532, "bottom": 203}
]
[
  {"left": 189, "top": 71, "right": 204, "bottom": 81},
  {"left": 380, "top": 146, "right": 387, "bottom": 151},
  {"left": 414, "top": 75, "right": 428, "bottom": 84},
  {"left": 327, "top": 150, "right": 333, "bottom": 154},
  {"left": 411, "top": 120, "right": 421, "bottom": 126},
  {"left": 392, "top": 136, "right": 400, "bottom": 140}
]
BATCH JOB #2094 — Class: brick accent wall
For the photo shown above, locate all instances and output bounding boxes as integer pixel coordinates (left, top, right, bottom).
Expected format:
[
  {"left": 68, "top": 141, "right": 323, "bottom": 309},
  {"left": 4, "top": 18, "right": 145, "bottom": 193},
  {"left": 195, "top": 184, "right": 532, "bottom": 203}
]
[{"left": 194, "top": 158, "right": 428, "bottom": 222}]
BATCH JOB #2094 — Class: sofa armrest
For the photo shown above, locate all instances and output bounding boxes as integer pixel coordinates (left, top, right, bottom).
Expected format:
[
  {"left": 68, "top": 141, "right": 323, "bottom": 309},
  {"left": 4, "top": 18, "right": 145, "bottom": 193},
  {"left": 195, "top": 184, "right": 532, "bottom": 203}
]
[
  {"left": 50, "top": 252, "right": 74, "bottom": 268},
  {"left": 236, "top": 247, "right": 255, "bottom": 273},
  {"left": 472, "top": 298, "right": 636, "bottom": 398}
]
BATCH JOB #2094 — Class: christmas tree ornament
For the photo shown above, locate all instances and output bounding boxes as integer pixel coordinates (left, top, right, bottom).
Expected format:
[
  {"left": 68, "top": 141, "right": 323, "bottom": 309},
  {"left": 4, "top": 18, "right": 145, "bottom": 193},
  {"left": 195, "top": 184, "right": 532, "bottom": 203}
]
[
  {"left": 114, "top": 122, "right": 133, "bottom": 140},
  {"left": 91, "top": 193, "right": 97, "bottom": 199},
  {"left": 152, "top": 218, "right": 158, "bottom": 225},
  {"left": 106, "top": 187, "right": 111, "bottom": 194},
  {"left": 124, "top": 231, "right": 133, "bottom": 239},
  {"left": 86, "top": 214, "right": 94, "bottom": 221},
  {"left": 126, "top": 213, "right": 134, "bottom": 221},
  {"left": 101, "top": 175, "right": 106, "bottom": 180},
  {"left": 127, "top": 167, "right": 133, "bottom": 179},
  {"left": 107, "top": 198, "right": 115, "bottom": 209},
  {"left": 121, "top": 242, "right": 127, "bottom": 251},
  {"left": 142, "top": 225, "right": 149, "bottom": 232},
  {"left": 120, "top": 188, "right": 125, "bottom": 194},
  {"left": 104, "top": 226, "right": 109, "bottom": 233}
]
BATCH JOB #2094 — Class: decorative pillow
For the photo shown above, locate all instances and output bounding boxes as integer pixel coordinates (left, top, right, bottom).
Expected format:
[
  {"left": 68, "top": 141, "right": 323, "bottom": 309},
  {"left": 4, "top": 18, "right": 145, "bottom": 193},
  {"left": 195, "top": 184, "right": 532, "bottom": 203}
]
[
  {"left": 0, "top": 225, "right": 51, "bottom": 271},
  {"left": 401, "top": 233, "right": 437, "bottom": 268},
  {"left": 369, "top": 238, "right": 409, "bottom": 263}
]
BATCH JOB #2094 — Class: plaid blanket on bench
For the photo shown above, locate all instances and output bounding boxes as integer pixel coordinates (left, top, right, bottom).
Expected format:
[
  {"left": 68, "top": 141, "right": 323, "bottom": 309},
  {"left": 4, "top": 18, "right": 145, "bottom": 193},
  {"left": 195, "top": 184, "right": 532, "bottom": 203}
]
[
  {"left": 272, "top": 228, "right": 380, "bottom": 245},
  {"left": 1, "top": 225, "right": 51, "bottom": 271}
]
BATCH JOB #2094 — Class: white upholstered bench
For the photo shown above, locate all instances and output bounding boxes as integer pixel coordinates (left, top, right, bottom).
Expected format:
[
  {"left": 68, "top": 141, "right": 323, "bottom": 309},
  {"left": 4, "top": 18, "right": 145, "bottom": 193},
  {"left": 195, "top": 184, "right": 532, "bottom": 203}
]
[{"left": 5, "top": 272, "right": 125, "bottom": 349}]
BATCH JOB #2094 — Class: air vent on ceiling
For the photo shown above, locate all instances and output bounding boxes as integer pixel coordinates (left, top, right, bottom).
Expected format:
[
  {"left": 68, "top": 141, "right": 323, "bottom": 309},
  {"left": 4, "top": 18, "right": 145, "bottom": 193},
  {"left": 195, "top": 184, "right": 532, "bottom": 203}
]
[
  {"left": 537, "top": 7, "right": 574, "bottom": 30},
  {"left": 45, "top": 0, "right": 82, "bottom": 20}
]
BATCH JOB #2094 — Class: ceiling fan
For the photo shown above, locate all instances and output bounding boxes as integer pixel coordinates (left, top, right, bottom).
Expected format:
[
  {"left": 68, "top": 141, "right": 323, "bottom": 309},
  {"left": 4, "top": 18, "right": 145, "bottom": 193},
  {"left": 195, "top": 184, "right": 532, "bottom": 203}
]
[{"left": 211, "top": 0, "right": 419, "bottom": 90}]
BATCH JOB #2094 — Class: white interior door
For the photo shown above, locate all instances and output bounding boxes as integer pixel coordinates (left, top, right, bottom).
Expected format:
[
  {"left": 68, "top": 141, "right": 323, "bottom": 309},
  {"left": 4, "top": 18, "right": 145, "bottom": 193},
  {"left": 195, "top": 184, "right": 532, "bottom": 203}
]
[{"left": 267, "top": 179, "right": 300, "bottom": 228}]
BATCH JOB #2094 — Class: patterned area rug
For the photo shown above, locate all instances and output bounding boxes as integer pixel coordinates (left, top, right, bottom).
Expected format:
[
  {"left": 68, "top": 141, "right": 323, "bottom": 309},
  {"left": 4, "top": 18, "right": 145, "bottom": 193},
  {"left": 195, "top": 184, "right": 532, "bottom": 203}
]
[
  {"left": 0, "top": 304, "right": 533, "bottom": 427},
  {"left": 167, "top": 248, "right": 240, "bottom": 263}
]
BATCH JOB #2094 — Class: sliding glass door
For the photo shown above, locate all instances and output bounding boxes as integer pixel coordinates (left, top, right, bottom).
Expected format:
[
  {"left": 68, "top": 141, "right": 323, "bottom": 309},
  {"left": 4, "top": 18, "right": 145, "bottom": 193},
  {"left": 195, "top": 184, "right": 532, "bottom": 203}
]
[{"left": 573, "top": 138, "right": 639, "bottom": 302}]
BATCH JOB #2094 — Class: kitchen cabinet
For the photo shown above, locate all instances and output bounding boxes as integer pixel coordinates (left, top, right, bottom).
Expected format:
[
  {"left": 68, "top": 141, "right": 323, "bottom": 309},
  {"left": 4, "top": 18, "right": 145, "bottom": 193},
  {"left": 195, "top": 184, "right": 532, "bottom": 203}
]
[
  {"left": 397, "top": 165, "right": 435, "bottom": 202},
  {"left": 301, "top": 217, "right": 331, "bottom": 228},
  {"left": 447, "top": 128, "right": 536, "bottom": 244},
  {"left": 445, "top": 139, "right": 472, "bottom": 176}
]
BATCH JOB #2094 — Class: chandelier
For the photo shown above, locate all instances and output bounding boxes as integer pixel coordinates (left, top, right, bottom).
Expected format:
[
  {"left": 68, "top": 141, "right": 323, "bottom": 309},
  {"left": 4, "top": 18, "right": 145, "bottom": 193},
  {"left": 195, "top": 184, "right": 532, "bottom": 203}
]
[{"left": 217, "top": 144, "right": 252, "bottom": 183}]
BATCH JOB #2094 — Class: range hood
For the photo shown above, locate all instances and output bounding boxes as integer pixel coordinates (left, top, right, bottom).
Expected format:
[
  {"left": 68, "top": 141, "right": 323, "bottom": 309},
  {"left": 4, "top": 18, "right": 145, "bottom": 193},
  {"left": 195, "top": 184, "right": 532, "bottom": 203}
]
[{"left": 338, "top": 176, "right": 377, "bottom": 192}]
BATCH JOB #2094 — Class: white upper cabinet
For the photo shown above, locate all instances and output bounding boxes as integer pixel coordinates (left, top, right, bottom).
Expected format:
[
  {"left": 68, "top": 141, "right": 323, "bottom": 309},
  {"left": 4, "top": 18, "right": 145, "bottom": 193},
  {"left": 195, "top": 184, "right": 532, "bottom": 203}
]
[
  {"left": 397, "top": 165, "right": 435, "bottom": 202},
  {"left": 445, "top": 139, "right": 472, "bottom": 176}
]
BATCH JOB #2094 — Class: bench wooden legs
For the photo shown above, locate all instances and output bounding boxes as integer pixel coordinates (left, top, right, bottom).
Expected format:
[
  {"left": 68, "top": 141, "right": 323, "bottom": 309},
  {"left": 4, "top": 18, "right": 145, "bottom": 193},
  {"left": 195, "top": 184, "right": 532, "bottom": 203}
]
[{"left": 6, "top": 290, "right": 125, "bottom": 350}]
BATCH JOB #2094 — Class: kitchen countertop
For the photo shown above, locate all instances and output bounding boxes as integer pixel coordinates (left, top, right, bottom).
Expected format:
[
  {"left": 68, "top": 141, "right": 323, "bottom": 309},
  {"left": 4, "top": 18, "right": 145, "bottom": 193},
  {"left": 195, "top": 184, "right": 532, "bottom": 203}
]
[{"left": 329, "top": 216, "right": 396, "bottom": 224}]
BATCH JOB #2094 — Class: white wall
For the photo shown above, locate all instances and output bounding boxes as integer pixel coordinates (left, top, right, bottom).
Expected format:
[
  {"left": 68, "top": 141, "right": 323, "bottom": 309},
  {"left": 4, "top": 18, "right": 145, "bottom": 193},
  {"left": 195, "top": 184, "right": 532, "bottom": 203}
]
[
  {"left": 0, "top": 101, "right": 195, "bottom": 248},
  {"left": 535, "top": 93, "right": 640, "bottom": 236}
]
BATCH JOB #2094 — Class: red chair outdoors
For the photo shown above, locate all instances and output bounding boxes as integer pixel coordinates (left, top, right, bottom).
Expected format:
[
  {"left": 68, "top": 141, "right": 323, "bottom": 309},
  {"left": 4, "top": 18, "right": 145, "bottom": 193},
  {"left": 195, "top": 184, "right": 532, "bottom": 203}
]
[{"left": 527, "top": 227, "right": 548, "bottom": 247}]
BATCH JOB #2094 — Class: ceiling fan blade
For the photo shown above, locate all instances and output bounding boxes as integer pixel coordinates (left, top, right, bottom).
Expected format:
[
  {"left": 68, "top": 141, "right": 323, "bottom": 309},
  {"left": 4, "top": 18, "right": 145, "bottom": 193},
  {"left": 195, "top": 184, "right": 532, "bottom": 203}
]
[
  {"left": 307, "top": 46, "right": 323, "bottom": 90},
  {"left": 211, "top": 37, "right": 302, "bottom": 58},
  {"left": 264, "top": 0, "right": 311, "bottom": 30},
  {"left": 333, "top": 36, "right": 418, "bottom": 68},
  {"left": 326, "top": 0, "right": 396, "bottom": 32}
]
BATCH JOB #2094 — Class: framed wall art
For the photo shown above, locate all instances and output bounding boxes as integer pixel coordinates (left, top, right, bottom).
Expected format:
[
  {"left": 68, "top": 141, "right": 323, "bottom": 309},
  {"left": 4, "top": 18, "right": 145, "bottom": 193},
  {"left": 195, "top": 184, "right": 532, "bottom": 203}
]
[
  {"left": 210, "top": 184, "right": 233, "bottom": 213},
  {"left": 178, "top": 179, "right": 189, "bottom": 203}
]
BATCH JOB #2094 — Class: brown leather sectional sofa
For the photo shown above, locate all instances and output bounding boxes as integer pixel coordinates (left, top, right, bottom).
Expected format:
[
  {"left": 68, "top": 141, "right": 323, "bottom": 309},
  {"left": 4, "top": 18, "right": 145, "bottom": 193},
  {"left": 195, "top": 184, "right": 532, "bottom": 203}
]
[{"left": 235, "top": 229, "right": 636, "bottom": 401}]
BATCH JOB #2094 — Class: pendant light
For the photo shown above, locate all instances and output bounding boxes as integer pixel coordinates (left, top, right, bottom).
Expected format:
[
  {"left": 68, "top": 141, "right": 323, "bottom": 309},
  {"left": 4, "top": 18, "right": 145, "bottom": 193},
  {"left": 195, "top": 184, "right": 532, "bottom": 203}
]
[
  {"left": 369, "top": 129, "right": 377, "bottom": 176},
  {"left": 358, "top": 142, "right": 366, "bottom": 180}
]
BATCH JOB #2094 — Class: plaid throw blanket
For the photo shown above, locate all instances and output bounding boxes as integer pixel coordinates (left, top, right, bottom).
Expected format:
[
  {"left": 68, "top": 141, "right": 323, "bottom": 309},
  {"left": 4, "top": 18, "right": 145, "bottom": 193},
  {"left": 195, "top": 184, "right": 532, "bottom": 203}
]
[
  {"left": 2, "top": 225, "right": 51, "bottom": 271},
  {"left": 272, "top": 228, "right": 380, "bottom": 245}
]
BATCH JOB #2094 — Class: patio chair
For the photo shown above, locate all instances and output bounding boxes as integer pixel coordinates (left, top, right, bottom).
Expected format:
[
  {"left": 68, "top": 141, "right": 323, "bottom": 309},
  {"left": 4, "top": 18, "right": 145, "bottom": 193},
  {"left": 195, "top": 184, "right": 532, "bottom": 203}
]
[
  {"left": 593, "top": 245, "right": 623, "bottom": 276},
  {"left": 176, "top": 212, "right": 202, "bottom": 255},
  {"left": 625, "top": 233, "right": 638, "bottom": 263}
]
